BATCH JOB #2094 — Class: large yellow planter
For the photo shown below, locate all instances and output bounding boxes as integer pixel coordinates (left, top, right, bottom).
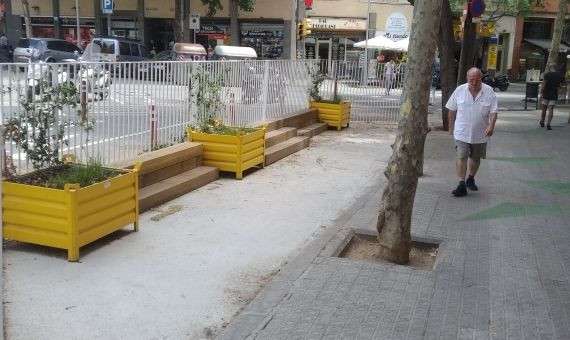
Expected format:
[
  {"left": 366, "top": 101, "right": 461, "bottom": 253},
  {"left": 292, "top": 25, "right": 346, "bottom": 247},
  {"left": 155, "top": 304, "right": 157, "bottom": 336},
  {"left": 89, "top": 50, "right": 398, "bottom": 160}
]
[
  {"left": 2, "top": 165, "right": 140, "bottom": 261},
  {"left": 309, "top": 100, "right": 351, "bottom": 131},
  {"left": 187, "top": 127, "right": 265, "bottom": 179}
]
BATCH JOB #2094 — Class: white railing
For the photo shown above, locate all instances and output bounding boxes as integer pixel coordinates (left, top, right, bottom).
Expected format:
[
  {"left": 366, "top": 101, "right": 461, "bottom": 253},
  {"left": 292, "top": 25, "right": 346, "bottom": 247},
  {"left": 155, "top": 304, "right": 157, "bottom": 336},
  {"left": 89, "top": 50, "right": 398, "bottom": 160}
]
[{"left": 0, "top": 59, "right": 405, "bottom": 174}]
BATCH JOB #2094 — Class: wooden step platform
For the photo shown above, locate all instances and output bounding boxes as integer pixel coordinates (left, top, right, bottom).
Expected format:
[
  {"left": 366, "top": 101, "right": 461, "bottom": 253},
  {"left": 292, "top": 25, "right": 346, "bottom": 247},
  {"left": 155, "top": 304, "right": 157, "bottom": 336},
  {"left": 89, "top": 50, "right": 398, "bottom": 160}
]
[
  {"left": 265, "top": 127, "right": 298, "bottom": 148},
  {"left": 139, "top": 166, "right": 218, "bottom": 212},
  {"left": 265, "top": 136, "right": 310, "bottom": 166},
  {"left": 113, "top": 142, "right": 219, "bottom": 212},
  {"left": 297, "top": 122, "right": 328, "bottom": 138}
]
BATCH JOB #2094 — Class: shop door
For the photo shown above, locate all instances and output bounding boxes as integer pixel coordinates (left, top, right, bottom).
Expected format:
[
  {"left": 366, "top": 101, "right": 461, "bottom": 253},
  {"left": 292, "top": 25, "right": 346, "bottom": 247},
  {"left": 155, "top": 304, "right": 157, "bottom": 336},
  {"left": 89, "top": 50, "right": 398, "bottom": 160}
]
[{"left": 317, "top": 39, "right": 331, "bottom": 72}]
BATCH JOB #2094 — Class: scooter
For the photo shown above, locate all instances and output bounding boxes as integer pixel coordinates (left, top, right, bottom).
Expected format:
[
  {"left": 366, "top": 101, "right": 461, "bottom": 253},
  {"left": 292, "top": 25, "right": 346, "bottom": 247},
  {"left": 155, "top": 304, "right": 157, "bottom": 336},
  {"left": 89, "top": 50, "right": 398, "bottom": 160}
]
[
  {"left": 26, "top": 44, "right": 111, "bottom": 101},
  {"left": 482, "top": 71, "right": 509, "bottom": 92}
]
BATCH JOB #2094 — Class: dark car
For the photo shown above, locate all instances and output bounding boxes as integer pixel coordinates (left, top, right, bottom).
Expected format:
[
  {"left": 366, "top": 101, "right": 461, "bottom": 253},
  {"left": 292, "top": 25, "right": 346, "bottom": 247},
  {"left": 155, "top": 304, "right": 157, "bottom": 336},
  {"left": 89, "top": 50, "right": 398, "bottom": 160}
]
[{"left": 13, "top": 38, "right": 81, "bottom": 63}]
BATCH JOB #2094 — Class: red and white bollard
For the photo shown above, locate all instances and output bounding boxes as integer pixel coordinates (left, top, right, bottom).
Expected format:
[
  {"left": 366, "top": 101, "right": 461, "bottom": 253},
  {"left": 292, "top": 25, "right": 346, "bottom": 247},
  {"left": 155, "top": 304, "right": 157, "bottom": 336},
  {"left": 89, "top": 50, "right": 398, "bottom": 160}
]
[
  {"left": 150, "top": 104, "right": 158, "bottom": 149},
  {"left": 229, "top": 93, "right": 236, "bottom": 126},
  {"left": 80, "top": 79, "right": 88, "bottom": 122}
]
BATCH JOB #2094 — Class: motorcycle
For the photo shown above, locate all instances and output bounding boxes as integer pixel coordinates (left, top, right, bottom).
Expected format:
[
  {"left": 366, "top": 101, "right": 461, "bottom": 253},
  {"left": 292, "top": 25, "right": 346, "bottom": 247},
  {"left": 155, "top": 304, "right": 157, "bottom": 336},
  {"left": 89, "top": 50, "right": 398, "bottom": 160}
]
[
  {"left": 26, "top": 43, "right": 111, "bottom": 101},
  {"left": 482, "top": 71, "right": 509, "bottom": 92}
]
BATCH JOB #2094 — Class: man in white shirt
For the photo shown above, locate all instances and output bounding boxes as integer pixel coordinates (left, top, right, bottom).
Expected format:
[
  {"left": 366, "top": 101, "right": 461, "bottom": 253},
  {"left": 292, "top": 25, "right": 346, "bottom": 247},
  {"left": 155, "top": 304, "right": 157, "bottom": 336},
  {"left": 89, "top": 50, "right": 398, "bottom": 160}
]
[{"left": 446, "top": 67, "right": 498, "bottom": 197}]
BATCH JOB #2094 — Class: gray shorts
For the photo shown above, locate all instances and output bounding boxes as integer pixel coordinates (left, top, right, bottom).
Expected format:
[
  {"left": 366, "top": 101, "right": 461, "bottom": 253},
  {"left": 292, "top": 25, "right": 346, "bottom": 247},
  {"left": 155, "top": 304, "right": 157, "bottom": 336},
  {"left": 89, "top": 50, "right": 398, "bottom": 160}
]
[
  {"left": 542, "top": 99, "right": 557, "bottom": 106},
  {"left": 455, "top": 140, "right": 487, "bottom": 160}
]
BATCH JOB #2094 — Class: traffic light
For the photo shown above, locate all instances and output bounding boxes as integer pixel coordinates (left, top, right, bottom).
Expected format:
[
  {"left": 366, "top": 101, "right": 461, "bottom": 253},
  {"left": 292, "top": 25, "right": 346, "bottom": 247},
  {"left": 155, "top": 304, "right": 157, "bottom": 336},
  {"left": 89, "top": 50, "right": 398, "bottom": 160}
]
[
  {"left": 298, "top": 18, "right": 312, "bottom": 39},
  {"left": 302, "top": 18, "right": 312, "bottom": 37}
]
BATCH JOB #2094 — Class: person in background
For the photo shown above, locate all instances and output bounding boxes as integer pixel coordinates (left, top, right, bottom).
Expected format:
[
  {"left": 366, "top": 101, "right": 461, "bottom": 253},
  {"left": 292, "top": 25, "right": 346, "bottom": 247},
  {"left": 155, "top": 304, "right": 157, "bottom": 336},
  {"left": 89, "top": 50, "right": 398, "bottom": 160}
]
[
  {"left": 446, "top": 67, "right": 498, "bottom": 197},
  {"left": 540, "top": 64, "right": 564, "bottom": 130},
  {"left": 384, "top": 59, "right": 395, "bottom": 95}
]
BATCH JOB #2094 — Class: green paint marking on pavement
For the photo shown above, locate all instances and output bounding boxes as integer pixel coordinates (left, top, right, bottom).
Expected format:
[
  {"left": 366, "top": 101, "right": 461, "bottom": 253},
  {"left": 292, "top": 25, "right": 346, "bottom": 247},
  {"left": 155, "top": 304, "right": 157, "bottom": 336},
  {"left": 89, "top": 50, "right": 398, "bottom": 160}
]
[
  {"left": 487, "top": 156, "right": 553, "bottom": 165},
  {"left": 519, "top": 180, "right": 570, "bottom": 196},
  {"left": 459, "top": 202, "right": 563, "bottom": 222}
]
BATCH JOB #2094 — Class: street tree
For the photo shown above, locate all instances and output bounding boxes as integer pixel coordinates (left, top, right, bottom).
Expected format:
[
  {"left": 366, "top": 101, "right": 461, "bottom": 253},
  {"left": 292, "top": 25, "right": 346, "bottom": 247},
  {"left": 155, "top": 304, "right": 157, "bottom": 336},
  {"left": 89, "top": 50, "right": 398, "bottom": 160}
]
[
  {"left": 376, "top": 0, "right": 441, "bottom": 264},
  {"left": 455, "top": 0, "right": 541, "bottom": 87},
  {"left": 173, "top": 0, "right": 184, "bottom": 42},
  {"left": 21, "top": 0, "right": 32, "bottom": 38},
  {"left": 201, "top": 0, "right": 256, "bottom": 46},
  {"left": 545, "top": 0, "right": 569, "bottom": 70}
]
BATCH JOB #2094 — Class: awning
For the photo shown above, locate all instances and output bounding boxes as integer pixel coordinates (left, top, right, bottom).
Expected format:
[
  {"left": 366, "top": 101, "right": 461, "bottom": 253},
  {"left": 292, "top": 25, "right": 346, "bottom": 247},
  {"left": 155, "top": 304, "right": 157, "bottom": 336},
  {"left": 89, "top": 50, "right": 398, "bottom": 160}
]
[{"left": 524, "top": 38, "right": 570, "bottom": 53}]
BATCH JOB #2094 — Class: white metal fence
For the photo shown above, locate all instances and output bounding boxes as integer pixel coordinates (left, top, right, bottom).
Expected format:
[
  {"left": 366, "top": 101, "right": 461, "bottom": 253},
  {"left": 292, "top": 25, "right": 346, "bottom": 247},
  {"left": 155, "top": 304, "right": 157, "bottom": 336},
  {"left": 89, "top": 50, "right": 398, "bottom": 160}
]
[{"left": 0, "top": 59, "right": 405, "bottom": 174}]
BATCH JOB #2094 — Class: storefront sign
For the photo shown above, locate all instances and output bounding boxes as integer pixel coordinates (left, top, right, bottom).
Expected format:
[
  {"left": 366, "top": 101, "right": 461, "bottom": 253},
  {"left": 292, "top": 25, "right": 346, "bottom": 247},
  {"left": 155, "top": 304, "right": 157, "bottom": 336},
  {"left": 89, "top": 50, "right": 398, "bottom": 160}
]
[
  {"left": 144, "top": 0, "right": 174, "bottom": 18},
  {"left": 487, "top": 34, "right": 498, "bottom": 70},
  {"left": 385, "top": 13, "right": 408, "bottom": 33},
  {"left": 310, "top": 17, "right": 366, "bottom": 31},
  {"left": 377, "top": 31, "right": 409, "bottom": 41}
]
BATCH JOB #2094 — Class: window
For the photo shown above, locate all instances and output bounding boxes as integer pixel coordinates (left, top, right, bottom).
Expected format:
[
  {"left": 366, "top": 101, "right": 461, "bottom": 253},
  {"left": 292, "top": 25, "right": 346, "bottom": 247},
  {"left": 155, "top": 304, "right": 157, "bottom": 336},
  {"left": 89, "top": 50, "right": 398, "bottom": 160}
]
[
  {"left": 63, "top": 41, "right": 80, "bottom": 53},
  {"left": 17, "top": 39, "right": 30, "bottom": 48},
  {"left": 130, "top": 43, "right": 140, "bottom": 56},
  {"left": 119, "top": 42, "right": 130, "bottom": 56},
  {"left": 140, "top": 45, "right": 150, "bottom": 58},
  {"left": 96, "top": 39, "right": 116, "bottom": 54}
]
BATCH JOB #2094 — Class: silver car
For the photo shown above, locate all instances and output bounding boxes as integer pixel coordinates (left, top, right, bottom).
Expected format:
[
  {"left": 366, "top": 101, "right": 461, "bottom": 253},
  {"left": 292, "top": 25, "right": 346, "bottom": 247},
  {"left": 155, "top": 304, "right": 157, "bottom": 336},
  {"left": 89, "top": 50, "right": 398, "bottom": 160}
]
[{"left": 13, "top": 38, "right": 82, "bottom": 63}]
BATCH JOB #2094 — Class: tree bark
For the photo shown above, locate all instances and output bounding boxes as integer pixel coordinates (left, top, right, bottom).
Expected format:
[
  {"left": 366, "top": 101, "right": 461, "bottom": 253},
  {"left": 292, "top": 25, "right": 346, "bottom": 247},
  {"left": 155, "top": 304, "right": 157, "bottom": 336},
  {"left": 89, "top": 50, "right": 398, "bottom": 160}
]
[
  {"left": 230, "top": 0, "right": 240, "bottom": 46},
  {"left": 457, "top": 4, "right": 476, "bottom": 86},
  {"left": 545, "top": 0, "right": 569, "bottom": 71},
  {"left": 21, "top": 0, "right": 33, "bottom": 38},
  {"left": 376, "top": 0, "right": 441, "bottom": 264},
  {"left": 173, "top": 0, "right": 184, "bottom": 42},
  {"left": 438, "top": 0, "right": 455, "bottom": 131}
]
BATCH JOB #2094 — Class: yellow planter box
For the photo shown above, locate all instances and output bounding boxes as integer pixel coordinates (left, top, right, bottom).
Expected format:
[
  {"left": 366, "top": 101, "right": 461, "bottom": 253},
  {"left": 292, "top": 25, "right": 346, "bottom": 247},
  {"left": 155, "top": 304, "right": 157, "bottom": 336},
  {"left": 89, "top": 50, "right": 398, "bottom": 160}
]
[
  {"left": 187, "top": 127, "right": 265, "bottom": 180},
  {"left": 2, "top": 166, "right": 140, "bottom": 261},
  {"left": 309, "top": 100, "right": 352, "bottom": 131}
]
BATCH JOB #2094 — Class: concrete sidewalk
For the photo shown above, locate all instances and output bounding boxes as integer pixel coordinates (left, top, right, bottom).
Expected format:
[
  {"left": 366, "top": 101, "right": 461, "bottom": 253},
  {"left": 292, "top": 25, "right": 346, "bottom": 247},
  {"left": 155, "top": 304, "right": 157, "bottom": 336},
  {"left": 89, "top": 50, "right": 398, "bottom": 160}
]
[{"left": 220, "top": 108, "right": 570, "bottom": 340}]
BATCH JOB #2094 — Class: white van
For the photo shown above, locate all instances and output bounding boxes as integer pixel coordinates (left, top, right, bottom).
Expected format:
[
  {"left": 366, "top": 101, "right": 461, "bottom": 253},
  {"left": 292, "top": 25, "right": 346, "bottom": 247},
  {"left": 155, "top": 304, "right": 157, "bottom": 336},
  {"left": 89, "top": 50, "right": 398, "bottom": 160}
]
[{"left": 211, "top": 46, "right": 257, "bottom": 60}]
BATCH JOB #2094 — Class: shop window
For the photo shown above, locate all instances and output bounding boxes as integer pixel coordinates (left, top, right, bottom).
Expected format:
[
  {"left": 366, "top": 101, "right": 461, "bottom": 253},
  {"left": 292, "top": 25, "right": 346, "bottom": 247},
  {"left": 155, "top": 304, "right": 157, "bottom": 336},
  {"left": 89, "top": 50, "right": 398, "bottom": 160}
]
[{"left": 523, "top": 21, "right": 551, "bottom": 39}]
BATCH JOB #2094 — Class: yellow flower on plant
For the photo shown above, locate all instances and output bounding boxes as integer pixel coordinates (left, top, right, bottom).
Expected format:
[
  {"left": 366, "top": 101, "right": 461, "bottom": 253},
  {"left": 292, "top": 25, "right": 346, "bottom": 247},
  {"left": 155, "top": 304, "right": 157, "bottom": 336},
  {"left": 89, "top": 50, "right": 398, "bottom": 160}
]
[{"left": 213, "top": 119, "right": 223, "bottom": 128}]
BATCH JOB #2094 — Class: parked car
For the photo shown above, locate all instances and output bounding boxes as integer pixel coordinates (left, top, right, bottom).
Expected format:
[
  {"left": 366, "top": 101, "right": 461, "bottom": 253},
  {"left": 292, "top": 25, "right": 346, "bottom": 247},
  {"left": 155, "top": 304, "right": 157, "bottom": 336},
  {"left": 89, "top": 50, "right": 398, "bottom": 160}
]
[
  {"left": 88, "top": 36, "right": 151, "bottom": 77},
  {"left": 89, "top": 36, "right": 151, "bottom": 62},
  {"left": 210, "top": 45, "right": 257, "bottom": 61},
  {"left": 13, "top": 38, "right": 81, "bottom": 64}
]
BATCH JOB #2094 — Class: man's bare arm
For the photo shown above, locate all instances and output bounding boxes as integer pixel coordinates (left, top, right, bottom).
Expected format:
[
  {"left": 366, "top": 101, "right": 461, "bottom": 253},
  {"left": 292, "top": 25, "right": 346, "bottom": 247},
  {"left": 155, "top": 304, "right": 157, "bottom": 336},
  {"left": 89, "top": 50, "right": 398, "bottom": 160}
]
[
  {"left": 485, "top": 111, "right": 497, "bottom": 136},
  {"left": 448, "top": 110, "right": 456, "bottom": 135}
]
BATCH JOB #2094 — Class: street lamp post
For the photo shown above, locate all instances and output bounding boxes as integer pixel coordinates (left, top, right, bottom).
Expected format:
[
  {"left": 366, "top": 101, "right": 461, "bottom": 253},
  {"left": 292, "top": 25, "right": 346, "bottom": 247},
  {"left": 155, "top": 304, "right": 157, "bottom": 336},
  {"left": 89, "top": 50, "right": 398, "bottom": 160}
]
[
  {"left": 75, "top": 0, "right": 81, "bottom": 48},
  {"left": 363, "top": 0, "right": 371, "bottom": 85}
]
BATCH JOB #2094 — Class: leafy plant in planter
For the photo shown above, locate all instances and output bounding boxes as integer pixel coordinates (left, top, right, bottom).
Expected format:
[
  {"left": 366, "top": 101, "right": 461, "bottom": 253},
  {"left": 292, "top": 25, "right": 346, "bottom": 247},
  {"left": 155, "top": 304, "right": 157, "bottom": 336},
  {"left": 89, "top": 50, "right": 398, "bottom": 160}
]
[
  {"left": 306, "top": 62, "right": 352, "bottom": 131},
  {"left": 1, "top": 71, "right": 140, "bottom": 261},
  {"left": 186, "top": 65, "right": 265, "bottom": 179}
]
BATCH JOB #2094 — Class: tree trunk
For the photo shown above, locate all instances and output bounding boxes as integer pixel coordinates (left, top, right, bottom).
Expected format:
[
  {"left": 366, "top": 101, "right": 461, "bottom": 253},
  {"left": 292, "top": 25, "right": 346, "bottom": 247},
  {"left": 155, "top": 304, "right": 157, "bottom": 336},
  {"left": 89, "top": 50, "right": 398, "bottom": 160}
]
[
  {"left": 457, "top": 4, "right": 476, "bottom": 86},
  {"left": 21, "top": 0, "right": 33, "bottom": 38},
  {"left": 545, "top": 0, "right": 569, "bottom": 71},
  {"left": 230, "top": 0, "right": 240, "bottom": 46},
  {"left": 438, "top": 0, "right": 455, "bottom": 131},
  {"left": 172, "top": 0, "right": 184, "bottom": 42},
  {"left": 376, "top": 0, "right": 441, "bottom": 264}
]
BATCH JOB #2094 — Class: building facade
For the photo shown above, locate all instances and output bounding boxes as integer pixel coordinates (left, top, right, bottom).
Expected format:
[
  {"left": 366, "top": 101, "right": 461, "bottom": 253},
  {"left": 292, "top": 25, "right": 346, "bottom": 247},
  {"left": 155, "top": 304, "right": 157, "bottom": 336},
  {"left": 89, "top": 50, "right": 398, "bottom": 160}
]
[
  {"left": 3, "top": 0, "right": 296, "bottom": 59},
  {"left": 302, "top": 0, "right": 413, "bottom": 63},
  {"left": 511, "top": 1, "right": 570, "bottom": 80}
]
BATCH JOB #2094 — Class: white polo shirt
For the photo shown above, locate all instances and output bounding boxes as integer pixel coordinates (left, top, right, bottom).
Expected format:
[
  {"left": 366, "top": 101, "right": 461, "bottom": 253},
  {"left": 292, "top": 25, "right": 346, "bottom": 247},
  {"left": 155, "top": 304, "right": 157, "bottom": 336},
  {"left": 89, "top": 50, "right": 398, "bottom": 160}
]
[{"left": 445, "top": 83, "right": 498, "bottom": 144}]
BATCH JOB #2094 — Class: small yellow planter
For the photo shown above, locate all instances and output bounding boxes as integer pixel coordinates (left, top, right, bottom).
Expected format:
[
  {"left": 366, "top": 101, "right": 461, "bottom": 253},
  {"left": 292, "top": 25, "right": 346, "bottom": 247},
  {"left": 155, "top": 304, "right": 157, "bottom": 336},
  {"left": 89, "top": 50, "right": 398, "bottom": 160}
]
[
  {"left": 187, "top": 127, "right": 265, "bottom": 179},
  {"left": 2, "top": 165, "right": 140, "bottom": 261},
  {"left": 309, "top": 100, "right": 352, "bottom": 131}
]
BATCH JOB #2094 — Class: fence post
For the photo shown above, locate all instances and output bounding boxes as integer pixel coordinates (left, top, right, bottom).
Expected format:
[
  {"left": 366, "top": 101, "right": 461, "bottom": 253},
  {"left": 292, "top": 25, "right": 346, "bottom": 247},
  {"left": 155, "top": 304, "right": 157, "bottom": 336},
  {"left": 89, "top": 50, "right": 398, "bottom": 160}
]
[
  {"left": 150, "top": 104, "right": 157, "bottom": 149},
  {"left": 260, "top": 61, "right": 270, "bottom": 122}
]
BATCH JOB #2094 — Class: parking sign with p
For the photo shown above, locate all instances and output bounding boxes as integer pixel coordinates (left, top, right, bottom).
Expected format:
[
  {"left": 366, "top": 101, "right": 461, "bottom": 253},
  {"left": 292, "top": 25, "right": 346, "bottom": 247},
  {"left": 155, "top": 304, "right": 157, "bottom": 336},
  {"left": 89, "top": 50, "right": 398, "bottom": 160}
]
[{"left": 102, "top": 0, "right": 113, "bottom": 14}]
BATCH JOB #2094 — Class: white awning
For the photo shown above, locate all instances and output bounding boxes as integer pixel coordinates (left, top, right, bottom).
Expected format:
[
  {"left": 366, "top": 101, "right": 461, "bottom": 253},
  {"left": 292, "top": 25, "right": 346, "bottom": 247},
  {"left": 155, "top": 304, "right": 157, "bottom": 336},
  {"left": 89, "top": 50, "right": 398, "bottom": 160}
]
[{"left": 524, "top": 38, "right": 570, "bottom": 53}]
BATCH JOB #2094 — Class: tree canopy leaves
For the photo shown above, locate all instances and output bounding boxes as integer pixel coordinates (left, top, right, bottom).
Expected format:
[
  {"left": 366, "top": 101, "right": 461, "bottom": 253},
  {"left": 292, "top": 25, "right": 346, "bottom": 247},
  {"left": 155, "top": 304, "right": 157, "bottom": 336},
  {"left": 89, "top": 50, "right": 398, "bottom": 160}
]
[{"left": 200, "top": 0, "right": 256, "bottom": 17}]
